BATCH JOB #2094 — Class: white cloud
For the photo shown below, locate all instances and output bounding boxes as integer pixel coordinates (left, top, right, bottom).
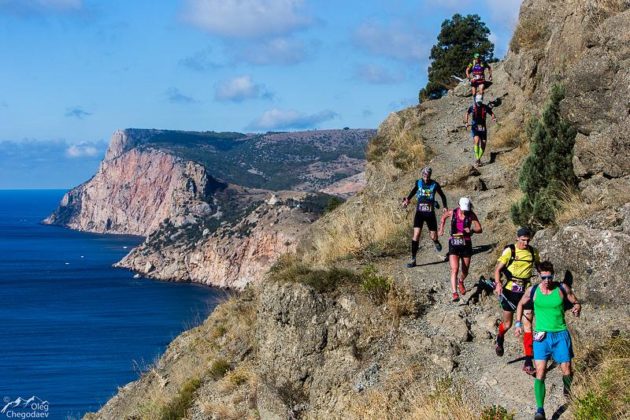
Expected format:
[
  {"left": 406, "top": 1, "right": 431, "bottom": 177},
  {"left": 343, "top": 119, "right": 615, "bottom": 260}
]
[
  {"left": 214, "top": 75, "right": 268, "bottom": 102},
  {"left": 355, "top": 64, "right": 405, "bottom": 84},
  {"left": 182, "top": 0, "right": 311, "bottom": 39},
  {"left": 65, "top": 143, "right": 102, "bottom": 158},
  {"left": 232, "top": 37, "right": 308, "bottom": 65},
  {"left": 248, "top": 108, "right": 338, "bottom": 130},
  {"left": 0, "top": 0, "right": 82, "bottom": 14},
  {"left": 165, "top": 87, "right": 197, "bottom": 104},
  {"left": 353, "top": 20, "right": 428, "bottom": 63}
]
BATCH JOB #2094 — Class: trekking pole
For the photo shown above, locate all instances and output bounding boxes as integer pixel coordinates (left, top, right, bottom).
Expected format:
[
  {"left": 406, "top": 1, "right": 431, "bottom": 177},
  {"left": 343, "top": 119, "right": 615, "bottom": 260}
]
[{"left": 480, "top": 277, "right": 516, "bottom": 311}]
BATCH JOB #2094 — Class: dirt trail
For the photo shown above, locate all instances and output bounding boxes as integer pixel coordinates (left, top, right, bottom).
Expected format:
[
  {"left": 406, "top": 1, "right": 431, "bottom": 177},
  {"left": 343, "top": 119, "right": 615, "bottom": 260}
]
[{"left": 376, "top": 72, "right": 573, "bottom": 419}]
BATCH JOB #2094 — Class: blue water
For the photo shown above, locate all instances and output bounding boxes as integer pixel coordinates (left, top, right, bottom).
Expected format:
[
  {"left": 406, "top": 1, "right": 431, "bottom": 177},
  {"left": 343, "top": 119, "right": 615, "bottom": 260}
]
[{"left": 0, "top": 190, "right": 222, "bottom": 419}]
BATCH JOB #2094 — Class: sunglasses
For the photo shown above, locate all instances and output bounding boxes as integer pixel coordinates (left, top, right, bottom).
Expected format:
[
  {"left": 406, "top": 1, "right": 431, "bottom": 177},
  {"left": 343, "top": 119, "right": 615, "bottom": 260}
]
[{"left": 540, "top": 275, "right": 554, "bottom": 281}]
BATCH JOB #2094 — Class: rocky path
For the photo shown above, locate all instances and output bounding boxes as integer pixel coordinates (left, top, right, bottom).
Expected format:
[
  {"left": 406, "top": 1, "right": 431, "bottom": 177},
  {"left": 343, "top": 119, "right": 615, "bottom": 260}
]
[{"left": 375, "top": 72, "right": 573, "bottom": 419}]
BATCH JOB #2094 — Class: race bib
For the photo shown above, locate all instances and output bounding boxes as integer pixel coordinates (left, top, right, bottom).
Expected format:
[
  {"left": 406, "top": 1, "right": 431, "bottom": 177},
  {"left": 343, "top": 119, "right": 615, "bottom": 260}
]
[
  {"left": 475, "top": 126, "right": 486, "bottom": 132},
  {"left": 450, "top": 237, "right": 465, "bottom": 246},
  {"left": 534, "top": 332, "right": 547, "bottom": 342},
  {"left": 510, "top": 283, "right": 525, "bottom": 293},
  {"left": 417, "top": 203, "right": 433, "bottom": 212},
  {"left": 473, "top": 74, "right": 483, "bottom": 80}
]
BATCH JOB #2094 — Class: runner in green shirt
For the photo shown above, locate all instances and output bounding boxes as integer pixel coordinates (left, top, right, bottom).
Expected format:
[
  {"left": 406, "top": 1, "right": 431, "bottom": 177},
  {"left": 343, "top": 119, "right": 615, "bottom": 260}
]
[{"left": 514, "top": 261, "right": 582, "bottom": 420}]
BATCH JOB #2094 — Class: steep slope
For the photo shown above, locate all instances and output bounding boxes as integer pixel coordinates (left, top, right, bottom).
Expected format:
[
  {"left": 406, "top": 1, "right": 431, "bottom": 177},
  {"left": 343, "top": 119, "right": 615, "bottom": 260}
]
[{"left": 84, "top": 1, "right": 629, "bottom": 419}]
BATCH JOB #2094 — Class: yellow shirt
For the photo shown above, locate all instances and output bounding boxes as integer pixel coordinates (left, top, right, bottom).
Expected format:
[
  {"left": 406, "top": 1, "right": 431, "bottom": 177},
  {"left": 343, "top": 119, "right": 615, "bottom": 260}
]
[{"left": 498, "top": 245, "right": 540, "bottom": 289}]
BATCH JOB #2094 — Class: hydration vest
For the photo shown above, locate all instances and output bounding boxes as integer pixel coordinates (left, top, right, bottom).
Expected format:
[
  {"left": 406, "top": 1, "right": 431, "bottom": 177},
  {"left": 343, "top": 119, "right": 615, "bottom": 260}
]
[
  {"left": 450, "top": 208, "right": 473, "bottom": 237},
  {"left": 416, "top": 179, "right": 437, "bottom": 203},
  {"left": 472, "top": 104, "right": 487, "bottom": 125},
  {"left": 470, "top": 62, "right": 486, "bottom": 80}
]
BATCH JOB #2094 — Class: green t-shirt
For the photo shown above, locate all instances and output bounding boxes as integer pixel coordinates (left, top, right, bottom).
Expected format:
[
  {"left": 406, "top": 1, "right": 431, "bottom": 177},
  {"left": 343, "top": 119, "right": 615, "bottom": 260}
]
[{"left": 533, "top": 287, "right": 567, "bottom": 332}]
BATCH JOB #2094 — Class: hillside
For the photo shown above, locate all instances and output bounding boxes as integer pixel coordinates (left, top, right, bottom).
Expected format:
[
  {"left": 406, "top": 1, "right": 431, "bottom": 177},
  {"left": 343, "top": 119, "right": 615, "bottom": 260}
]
[
  {"left": 44, "top": 128, "right": 374, "bottom": 287},
  {"left": 84, "top": 1, "right": 629, "bottom": 419}
]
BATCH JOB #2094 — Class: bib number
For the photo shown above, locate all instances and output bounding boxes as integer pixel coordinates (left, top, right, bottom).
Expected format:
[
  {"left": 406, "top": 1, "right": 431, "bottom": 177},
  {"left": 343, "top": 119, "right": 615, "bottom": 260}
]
[
  {"left": 418, "top": 203, "right": 432, "bottom": 212},
  {"left": 451, "top": 237, "right": 465, "bottom": 246},
  {"left": 534, "top": 332, "right": 547, "bottom": 342},
  {"left": 473, "top": 74, "right": 483, "bottom": 80},
  {"left": 510, "top": 283, "right": 524, "bottom": 293},
  {"left": 475, "top": 126, "right": 485, "bottom": 132}
]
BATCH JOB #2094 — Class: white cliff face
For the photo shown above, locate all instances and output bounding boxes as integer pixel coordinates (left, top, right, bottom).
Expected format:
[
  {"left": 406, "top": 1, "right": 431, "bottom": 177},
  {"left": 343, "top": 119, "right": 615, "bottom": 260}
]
[{"left": 44, "top": 131, "right": 213, "bottom": 236}]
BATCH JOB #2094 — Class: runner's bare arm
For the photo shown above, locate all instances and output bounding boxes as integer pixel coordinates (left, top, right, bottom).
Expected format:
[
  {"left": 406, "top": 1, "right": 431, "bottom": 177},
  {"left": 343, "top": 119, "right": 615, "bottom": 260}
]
[
  {"left": 563, "top": 284, "right": 582, "bottom": 317},
  {"left": 514, "top": 287, "right": 532, "bottom": 336},
  {"left": 494, "top": 261, "right": 506, "bottom": 294},
  {"left": 471, "top": 215, "right": 482, "bottom": 234},
  {"left": 437, "top": 209, "right": 452, "bottom": 236}
]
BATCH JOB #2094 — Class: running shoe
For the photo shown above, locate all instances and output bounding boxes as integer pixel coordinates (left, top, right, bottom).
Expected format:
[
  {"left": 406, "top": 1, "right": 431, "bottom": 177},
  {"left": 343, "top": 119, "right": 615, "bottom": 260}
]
[
  {"left": 406, "top": 259, "right": 416, "bottom": 268},
  {"left": 452, "top": 292, "right": 460, "bottom": 302},
  {"left": 434, "top": 240, "right": 442, "bottom": 252},
  {"left": 523, "top": 362, "right": 536, "bottom": 376},
  {"left": 495, "top": 335, "right": 504, "bottom": 357},
  {"left": 458, "top": 280, "right": 467, "bottom": 295},
  {"left": 534, "top": 408, "right": 546, "bottom": 420}
]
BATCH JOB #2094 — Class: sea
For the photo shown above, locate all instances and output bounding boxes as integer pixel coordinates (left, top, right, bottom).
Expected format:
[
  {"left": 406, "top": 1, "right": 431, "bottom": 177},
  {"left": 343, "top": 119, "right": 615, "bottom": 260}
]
[{"left": 0, "top": 190, "right": 222, "bottom": 419}]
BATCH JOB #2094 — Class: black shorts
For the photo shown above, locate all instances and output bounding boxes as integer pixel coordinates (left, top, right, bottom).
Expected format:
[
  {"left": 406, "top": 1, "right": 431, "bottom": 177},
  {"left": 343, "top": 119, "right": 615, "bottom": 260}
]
[
  {"left": 471, "top": 79, "right": 485, "bottom": 87},
  {"left": 413, "top": 211, "right": 437, "bottom": 231},
  {"left": 471, "top": 127, "right": 487, "bottom": 140},
  {"left": 501, "top": 289, "right": 534, "bottom": 312},
  {"left": 448, "top": 238, "right": 473, "bottom": 257}
]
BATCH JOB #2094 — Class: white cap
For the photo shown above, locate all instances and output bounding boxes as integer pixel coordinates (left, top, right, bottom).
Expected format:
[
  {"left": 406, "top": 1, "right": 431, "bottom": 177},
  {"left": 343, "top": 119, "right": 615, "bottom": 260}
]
[{"left": 459, "top": 197, "right": 471, "bottom": 211}]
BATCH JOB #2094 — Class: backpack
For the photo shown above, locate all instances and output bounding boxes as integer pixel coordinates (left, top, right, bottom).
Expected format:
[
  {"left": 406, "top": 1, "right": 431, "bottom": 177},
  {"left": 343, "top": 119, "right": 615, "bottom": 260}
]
[
  {"left": 416, "top": 179, "right": 437, "bottom": 203},
  {"left": 450, "top": 208, "right": 473, "bottom": 236},
  {"left": 473, "top": 104, "right": 486, "bottom": 124},
  {"left": 504, "top": 243, "right": 535, "bottom": 269},
  {"left": 529, "top": 283, "right": 574, "bottom": 311}
]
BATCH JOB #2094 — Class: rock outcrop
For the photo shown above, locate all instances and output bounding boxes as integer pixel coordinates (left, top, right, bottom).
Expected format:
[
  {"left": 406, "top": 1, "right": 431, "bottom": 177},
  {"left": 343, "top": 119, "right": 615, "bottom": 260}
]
[{"left": 44, "top": 133, "right": 217, "bottom": 236}]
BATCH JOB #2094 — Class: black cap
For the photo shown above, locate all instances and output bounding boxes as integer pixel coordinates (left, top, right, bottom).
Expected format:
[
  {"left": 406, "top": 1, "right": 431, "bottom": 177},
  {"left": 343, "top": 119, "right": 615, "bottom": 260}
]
[{"left": 517, "top": 227, "right": 532, "bottom": 237}]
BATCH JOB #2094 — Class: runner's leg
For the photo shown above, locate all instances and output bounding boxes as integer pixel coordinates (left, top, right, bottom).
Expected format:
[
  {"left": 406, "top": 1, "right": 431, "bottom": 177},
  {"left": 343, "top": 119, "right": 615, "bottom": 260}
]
[{"left": 449, "top": 254, "right": 460, "bottom": 294}]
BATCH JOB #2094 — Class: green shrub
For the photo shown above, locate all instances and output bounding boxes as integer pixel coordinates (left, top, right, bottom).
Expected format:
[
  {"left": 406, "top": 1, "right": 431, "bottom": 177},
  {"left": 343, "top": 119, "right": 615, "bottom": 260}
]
[
  {"left": 209, "top": 358, "right": 231, "bottom": 380},
  {"left": 511, "top": 85, "right": 578, "bottom": 231},
  {"left": 360, "top": 265, "right": 391, "bottom": 305},
  {"left": 269, "top": 255, "right": 360, "bottom": 293},
  {"left": 159, "top": 377, "right": 201, "bottom": 420},
  {"left": 325, "top": 196, "right": 344, "bottom": 213},
  {"left": 480, "top": 404, "right": 515, "bottom": 420},
  {"left": 571, "top": 336, "right": 629, "bottom": 420}
]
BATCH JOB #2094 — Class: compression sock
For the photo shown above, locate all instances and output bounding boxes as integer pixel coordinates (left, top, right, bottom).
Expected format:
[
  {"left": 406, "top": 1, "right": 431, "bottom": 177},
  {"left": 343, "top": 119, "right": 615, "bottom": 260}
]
[
  {"left": 411, "top": 240, "right": 419, "bottom": 259},
  {"left": 478, "top": 144, "right": 485, "bottom": 159},
  {"left": 473, "top": 144, "right": 481, "bottom": 159},
  {"left": 562, "top": 375, "right": 573, "bottom": 396},
  {"left": 498, "top": 322, "right": 506, "bottom": 337},
  {"left": 534, "top": 378, "right": 546, "bottom": 409},
  {"left": 524, "top": 331, "right": 534, "bottom": 357}
]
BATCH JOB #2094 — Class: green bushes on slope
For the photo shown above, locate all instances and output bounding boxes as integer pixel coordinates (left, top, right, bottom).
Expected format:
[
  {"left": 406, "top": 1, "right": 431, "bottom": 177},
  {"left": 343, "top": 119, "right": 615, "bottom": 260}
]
[{"left": 511, "top": 85, "right": 578, "bottom": 231}]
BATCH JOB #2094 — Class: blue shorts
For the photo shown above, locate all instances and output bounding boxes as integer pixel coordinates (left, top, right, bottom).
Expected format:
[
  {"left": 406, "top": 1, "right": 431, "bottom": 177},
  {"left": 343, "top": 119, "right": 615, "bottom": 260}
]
[{"left": 533, "top": 329, "right": 574, "bottom": 363}]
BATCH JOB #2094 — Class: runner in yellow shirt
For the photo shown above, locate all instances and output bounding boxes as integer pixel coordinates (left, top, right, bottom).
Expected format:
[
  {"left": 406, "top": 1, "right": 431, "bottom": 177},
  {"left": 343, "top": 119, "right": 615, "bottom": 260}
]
[{"left": 493, "top": 227, "right": 541, "bottom": 375}]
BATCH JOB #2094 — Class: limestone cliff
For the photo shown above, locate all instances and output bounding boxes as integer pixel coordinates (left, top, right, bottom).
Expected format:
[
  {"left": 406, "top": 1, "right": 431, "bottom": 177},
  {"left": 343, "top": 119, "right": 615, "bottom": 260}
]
[
  {"left": 44, "top": 131, "right": 217, "bottom": 236},
  {"left": 46, "top": 128, "right": 374, "bottom": 287}
]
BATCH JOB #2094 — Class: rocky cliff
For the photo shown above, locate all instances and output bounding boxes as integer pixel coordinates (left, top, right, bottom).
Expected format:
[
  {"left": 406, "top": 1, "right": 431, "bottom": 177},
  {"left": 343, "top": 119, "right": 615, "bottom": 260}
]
[
  {"left": 84, "top": 1, "right": 629, "bottom": 419},
  {"left": 46, "top": 128, "right": 374, "bottom": 287},
  {"left": 44, "top": 131, "right": 217, "bottom": 236}
]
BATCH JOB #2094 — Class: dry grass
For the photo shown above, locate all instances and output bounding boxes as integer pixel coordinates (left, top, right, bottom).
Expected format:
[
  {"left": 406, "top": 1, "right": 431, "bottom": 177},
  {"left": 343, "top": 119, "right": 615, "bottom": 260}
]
[
  {"left": 510, "top": 9, "right": 551, "bottom": 53},
  {"left": 347, "top": 376, "right": 483, "bottom": 420},
  {"left": 569, "top": 336, "right": 630, "bottom": 419},
  {"left": 304, "top": 189, "right": 410, "bottom": 264},
  {"left": 554, "top": 183, "right": 630, "bottom": 225},
  {"left": 367, "top": 108, "right": 427, "bottom": 172},
  {"left": 492, "top": 120, "right": 526, "bottom": 149}
]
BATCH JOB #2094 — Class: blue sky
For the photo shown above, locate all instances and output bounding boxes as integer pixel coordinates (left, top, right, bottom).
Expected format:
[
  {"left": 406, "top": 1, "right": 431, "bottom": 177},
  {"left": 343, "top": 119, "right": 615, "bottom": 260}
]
[{"left": 0, "top": 0, "right": 522, "bottom": 188}]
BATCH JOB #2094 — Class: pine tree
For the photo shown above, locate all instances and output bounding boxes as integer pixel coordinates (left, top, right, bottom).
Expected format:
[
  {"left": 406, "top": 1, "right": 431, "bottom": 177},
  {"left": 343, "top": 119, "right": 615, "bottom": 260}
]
[
  {"left": 420, "top": 14, "right": 495, "bottom": 100},
  {"left": 511, "top": 85, "right": 578, "bottom": 230}
]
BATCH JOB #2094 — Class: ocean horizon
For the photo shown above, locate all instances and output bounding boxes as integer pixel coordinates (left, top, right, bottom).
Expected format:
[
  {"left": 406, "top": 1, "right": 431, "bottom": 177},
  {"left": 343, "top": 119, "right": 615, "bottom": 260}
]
[{"left": 0, "top": 190, "right": 222, "bottom": 419}]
